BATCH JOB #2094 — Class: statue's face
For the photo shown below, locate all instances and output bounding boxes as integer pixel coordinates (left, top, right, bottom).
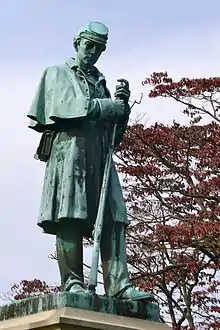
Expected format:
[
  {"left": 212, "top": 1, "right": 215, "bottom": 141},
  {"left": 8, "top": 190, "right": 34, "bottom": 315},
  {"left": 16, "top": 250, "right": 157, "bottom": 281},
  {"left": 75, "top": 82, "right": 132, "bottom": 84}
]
[{"left": 76, "top": 38, "right": 105, "bottom": 69}]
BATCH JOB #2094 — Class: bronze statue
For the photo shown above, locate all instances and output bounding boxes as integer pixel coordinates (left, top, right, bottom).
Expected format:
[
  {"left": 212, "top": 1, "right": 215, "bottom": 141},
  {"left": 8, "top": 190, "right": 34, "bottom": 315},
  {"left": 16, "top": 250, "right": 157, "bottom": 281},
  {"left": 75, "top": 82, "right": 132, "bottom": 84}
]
[{"left": 27, "top": 21, "right": 152, "bottom": 301}]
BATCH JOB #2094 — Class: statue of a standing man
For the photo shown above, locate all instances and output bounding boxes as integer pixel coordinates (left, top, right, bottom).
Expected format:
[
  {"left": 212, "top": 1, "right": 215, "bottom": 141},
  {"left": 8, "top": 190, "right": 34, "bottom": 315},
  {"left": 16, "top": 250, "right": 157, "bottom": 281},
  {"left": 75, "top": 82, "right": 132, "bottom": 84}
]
[{"left": 27, "top": 21, "right": 151, "bottom": 301}]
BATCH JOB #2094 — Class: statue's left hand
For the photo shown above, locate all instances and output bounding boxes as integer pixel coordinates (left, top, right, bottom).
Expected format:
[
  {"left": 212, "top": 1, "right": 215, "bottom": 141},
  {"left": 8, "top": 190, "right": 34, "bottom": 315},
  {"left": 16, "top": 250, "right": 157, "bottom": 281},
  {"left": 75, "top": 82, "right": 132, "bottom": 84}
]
[{"left": 114, "top": 79, "right": 130, "bottom": 104}]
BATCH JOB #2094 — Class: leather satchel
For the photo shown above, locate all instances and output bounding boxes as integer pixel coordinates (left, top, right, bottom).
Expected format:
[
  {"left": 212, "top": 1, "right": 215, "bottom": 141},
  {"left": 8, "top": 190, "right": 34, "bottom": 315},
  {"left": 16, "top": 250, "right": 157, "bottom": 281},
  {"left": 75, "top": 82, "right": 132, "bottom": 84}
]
[{"left": 34, "top": 130, "right": 56, "bottom": 162}]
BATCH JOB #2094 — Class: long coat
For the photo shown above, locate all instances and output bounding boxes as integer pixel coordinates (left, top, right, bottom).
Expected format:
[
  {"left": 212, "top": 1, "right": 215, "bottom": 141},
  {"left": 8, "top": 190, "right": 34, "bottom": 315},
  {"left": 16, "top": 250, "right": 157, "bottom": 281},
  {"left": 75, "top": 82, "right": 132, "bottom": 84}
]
[{"left": 27, "top": 58, "right": 129, "bottom": 236}]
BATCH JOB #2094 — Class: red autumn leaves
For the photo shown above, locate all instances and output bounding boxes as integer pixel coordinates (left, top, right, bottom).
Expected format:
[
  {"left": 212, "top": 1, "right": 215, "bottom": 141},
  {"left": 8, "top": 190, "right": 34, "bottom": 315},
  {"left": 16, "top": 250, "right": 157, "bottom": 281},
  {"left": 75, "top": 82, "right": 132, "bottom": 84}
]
[
  {"left": 12, "top": 279, "right": 61, "bottom": 300},
  {"left": 115, "top": 73, "right": 220, "bottom": 329},
  {"left": 142, "top": 72, "right": 220, "bottom": 98}
]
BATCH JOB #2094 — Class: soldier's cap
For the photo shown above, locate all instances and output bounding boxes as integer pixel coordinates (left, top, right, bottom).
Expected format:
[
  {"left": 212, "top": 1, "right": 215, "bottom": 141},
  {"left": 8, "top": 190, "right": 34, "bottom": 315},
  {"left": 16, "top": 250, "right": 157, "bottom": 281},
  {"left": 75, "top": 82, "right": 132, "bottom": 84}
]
[{"left": 74, "top": 21, "right": 108, "bottom": 48}]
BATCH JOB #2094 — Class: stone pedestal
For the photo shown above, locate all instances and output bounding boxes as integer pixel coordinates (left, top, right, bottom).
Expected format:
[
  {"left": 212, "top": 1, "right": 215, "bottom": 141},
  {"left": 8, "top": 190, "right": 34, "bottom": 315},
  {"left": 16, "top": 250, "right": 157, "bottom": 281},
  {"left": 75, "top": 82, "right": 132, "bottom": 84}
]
[
  {"left": 0, "top": 293, "right": 170, "bottom": 329},
  {"left": 0, "top": 307, "right": 170, "bottom": 330}
]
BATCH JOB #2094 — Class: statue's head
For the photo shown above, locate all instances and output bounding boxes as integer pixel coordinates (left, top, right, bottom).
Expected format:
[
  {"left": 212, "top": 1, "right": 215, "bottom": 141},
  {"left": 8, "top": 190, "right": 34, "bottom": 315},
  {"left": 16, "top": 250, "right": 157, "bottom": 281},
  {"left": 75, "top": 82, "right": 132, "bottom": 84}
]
[{"left": 73, "top": 21, "right": 108, "bottom": 70}]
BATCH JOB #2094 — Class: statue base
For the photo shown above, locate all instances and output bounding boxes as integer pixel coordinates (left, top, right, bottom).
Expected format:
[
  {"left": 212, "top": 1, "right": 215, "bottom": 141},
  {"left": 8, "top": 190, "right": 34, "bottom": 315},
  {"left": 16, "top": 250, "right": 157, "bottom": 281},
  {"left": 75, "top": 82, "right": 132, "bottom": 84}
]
[
  {"left": 0, "top": 292, "right": 170, "bottom": 329},
  {"left": 0, "top": 292, "right": 161, "bottom": 321}
]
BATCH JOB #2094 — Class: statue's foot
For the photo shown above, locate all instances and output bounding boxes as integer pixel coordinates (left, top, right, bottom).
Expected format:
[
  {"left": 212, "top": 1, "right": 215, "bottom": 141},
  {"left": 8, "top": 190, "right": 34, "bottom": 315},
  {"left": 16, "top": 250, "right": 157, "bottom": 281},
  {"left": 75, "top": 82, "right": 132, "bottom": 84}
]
[
  {"left": 69, "top": 284, "right": 87, "bottom": 294},
  {"left": 116, "top": 286, "right": 154, "bottom": 301}
]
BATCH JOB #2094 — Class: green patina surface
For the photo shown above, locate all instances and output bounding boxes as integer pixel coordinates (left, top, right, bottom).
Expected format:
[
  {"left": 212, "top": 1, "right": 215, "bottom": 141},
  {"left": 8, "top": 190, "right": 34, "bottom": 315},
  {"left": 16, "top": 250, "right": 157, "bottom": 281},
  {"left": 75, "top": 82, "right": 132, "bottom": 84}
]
[
  {"left": 0, "top": 293, "right": 161, "bottom": 323},
  {"left": 22, "top": 20, "right": 163, "bottom": 323}
]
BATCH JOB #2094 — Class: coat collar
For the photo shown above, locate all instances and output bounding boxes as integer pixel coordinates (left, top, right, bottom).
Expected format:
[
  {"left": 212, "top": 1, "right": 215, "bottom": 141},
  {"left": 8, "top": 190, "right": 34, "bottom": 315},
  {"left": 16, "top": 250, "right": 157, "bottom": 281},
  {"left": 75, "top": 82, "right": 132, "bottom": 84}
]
[{"left": 65, "top": 57, "right": 105, "bottom": 80}]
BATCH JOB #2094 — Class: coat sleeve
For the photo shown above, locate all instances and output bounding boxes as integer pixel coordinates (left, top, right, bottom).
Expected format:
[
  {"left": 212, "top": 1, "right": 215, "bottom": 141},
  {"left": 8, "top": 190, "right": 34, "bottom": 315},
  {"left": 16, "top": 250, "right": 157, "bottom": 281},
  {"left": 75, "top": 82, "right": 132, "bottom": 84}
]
[
  {"left": 114, "top": 102, "right": 130, "bottom": 147},
  {"left": 97, "top": 84, "right": 129, "bottom": 146}
]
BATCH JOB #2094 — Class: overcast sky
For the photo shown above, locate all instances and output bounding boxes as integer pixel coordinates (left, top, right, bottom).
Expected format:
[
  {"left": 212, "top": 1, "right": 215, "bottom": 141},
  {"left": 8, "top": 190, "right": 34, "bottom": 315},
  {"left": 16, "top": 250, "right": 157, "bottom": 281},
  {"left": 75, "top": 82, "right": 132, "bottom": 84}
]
[{"left": 1, "top": 0, "right": 220, "bottom": 303}]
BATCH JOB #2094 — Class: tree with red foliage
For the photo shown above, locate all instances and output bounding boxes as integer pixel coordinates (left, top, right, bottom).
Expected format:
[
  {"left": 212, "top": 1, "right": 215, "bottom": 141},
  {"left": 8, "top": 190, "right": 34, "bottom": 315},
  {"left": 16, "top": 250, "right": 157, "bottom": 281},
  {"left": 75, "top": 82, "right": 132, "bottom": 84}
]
[
  {"left": 10, "top": 279, "right": 61, "bottom": 301},
  {"left": 142, "top": 72, "right": 220, "bottom": 125},
  {"left": 114, "top": 73, "right": 220, "bottom": 329}
]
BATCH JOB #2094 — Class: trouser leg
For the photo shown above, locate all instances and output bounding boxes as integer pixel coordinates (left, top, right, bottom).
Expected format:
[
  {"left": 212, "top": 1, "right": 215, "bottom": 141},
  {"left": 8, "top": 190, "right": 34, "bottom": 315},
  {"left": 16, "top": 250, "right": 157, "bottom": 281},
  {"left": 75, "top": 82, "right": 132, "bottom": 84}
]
[
  {"left": 56, "top": 221, "right": 84, "bottom": 291},
  {"left": 100, "top": 221, "right": 131, "bottom": 297}
]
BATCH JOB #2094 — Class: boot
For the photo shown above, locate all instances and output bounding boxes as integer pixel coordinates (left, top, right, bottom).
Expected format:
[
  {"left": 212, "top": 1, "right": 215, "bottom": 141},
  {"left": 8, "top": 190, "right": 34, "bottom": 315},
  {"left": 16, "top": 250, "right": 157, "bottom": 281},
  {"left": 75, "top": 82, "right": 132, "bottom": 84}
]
[
  {"left": 114, "top": 286, "right": 154, "bottom": 301},
  {"left": 56, "top": 220, "right": 86, "bottom": 294},
  {"left": 100, "top": 221, "right": 153, "bottom": 301}
]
